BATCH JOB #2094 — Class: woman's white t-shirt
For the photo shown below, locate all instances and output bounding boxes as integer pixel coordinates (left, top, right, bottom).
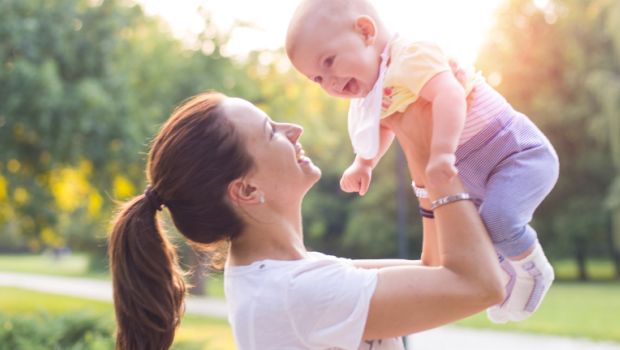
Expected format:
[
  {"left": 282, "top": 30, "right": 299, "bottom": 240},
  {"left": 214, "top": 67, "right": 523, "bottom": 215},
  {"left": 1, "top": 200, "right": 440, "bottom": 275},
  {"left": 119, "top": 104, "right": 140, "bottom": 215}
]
[{"left": 224, "top": 252, "right": 404, "bottom": 350}]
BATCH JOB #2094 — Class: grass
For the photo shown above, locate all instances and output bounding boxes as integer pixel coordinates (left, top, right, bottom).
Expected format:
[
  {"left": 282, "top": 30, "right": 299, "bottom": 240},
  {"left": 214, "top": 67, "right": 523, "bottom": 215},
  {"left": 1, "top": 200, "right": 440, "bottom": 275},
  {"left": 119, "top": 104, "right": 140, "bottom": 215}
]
[
  {"left": 457, "top": 281, "right": 620, "bottom": 342},
  {"left": 0, "top": 286, "right": 236, "bottom": 350},
  {"left": 0, "top": 253, "right": 107, "bottom": 279},
  {"left": 0, "top": 253, "right": 226, "bottom": 297},
  {"left": 0, "top": 286, "right": 112, "bottom": 315}
]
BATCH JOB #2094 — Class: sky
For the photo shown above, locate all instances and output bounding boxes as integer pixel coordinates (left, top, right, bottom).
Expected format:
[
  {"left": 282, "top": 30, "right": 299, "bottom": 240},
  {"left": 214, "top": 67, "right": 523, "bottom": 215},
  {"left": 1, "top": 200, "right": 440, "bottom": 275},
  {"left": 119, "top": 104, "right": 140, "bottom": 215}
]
[{"left": 136, "top": 0, "right": 506, "bottom": 65}]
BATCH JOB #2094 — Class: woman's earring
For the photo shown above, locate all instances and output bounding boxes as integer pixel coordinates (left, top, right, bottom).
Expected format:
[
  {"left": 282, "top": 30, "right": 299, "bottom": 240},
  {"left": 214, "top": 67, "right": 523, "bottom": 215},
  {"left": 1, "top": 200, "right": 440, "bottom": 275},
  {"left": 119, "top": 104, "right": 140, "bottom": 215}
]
[{"left": 259, "top": 194, "right": 266, "bottom": 204}]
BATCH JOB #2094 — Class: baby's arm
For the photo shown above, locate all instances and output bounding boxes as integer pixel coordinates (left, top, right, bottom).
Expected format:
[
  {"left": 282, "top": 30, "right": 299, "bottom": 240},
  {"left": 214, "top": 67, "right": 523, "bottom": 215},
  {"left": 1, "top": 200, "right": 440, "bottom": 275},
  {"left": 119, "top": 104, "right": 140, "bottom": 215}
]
[
  {"left": 340, "top": 125, "right": 394, "bottom": 195},
  {"left": 419, "top": 71, "right": 467, "bottom": 187}
]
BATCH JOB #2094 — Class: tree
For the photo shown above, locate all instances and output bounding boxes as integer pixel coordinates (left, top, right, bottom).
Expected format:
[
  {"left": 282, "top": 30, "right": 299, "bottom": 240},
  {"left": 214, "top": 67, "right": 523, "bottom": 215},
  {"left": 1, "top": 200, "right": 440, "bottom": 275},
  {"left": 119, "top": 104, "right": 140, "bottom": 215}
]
[
  {"left": 476, "top": 0, "right": 619, "bottom": 278},
  {"left": 0, "top": 0, "right": 258, "bottom": 266}
]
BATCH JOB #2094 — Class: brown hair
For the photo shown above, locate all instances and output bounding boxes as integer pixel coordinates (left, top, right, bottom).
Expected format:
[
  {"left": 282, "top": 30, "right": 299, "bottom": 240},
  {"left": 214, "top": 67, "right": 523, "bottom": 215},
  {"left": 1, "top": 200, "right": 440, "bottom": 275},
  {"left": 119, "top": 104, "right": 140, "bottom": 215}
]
[{"left": 108, "top": 92, "right": 254, "bottom": 350}]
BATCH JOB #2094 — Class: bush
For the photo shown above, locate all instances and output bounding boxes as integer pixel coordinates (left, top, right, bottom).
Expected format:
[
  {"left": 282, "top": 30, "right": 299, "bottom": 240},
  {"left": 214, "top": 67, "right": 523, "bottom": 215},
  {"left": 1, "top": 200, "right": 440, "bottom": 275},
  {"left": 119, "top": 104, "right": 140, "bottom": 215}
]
[{"left": 0, "top": 312, "right": 114, "bottom": 350}]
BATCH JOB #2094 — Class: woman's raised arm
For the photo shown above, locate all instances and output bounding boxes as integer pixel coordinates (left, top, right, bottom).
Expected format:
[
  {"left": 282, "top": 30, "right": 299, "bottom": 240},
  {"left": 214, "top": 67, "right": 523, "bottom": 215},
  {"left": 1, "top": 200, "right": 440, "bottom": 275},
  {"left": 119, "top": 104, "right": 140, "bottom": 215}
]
[
  {"left": 363, "top": 178, "right": 504, "bottom": 339},
  {"left": 363, "top": 97, "right": 504, "bottom": 340}
]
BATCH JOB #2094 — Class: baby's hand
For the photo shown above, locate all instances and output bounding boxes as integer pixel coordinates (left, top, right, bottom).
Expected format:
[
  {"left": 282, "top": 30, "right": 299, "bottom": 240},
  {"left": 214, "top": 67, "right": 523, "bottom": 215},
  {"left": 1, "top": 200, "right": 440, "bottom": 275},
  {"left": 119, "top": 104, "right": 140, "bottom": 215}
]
[
  {"left": 340, "top": 162, "right": 373, "bottom": 196},
  {"left": 425, "top": 153, "right": 458, "bottom": 187}
]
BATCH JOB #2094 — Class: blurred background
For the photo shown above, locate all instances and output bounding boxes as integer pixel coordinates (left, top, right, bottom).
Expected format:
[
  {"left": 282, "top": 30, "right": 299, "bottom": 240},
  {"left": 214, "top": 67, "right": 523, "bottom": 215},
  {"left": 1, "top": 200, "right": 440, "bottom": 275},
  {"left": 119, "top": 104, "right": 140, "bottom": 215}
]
[{"left": 0, "top": 0, "right": 619, "bottom": 349}]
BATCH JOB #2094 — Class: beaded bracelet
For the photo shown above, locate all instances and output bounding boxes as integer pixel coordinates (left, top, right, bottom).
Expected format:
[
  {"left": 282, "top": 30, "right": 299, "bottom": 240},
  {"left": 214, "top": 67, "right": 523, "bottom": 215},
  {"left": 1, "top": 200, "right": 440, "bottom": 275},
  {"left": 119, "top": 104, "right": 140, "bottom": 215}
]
[{"left": 430, "top": 193, "right": 476, "bottom": 210}]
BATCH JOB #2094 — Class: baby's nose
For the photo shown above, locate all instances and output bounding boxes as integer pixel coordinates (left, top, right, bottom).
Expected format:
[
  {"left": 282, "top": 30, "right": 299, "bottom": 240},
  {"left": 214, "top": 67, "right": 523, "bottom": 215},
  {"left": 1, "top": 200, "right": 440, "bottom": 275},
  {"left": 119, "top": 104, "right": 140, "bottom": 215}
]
[{"left": 329, "top": 77, "right": 341, "bottom": 92}]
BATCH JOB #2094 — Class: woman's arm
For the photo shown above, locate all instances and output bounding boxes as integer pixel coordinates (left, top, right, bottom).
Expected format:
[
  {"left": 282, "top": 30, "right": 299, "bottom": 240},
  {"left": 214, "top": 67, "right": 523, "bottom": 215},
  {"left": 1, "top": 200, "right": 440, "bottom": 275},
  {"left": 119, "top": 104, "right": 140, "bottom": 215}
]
[
  {"left": 418, "top": 196, "right": 440, "bottom": 266},
  {"left": 416, "top": 59, "right": 475, "bottom": 267},
  {"left": 352, "top": 194, "right": 438, "bottom": 269},
  {"left": 362, "top": 96, "right": 503, "bottom": 339},
  {"left": 363, "top": 178, "right": 504, "bottom": 340},
  {"left": 352, "top": 259, "right": 423, "bottom": 269}
]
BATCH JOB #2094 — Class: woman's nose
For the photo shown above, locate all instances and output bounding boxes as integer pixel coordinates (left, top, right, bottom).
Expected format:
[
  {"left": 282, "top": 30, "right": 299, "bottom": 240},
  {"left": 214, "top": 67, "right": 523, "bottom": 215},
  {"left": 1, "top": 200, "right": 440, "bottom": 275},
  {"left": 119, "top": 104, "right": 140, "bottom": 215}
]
[{"left": 284, "top": 124, "right": 303, "bottom": 143}]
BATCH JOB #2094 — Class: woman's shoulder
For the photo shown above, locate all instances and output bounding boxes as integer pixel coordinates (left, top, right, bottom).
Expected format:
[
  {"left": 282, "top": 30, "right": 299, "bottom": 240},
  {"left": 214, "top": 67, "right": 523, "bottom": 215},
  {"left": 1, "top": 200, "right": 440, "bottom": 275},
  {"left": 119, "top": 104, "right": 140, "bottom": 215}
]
[{"left": 224, "top": 251, "right": 358, "bottom": 282}]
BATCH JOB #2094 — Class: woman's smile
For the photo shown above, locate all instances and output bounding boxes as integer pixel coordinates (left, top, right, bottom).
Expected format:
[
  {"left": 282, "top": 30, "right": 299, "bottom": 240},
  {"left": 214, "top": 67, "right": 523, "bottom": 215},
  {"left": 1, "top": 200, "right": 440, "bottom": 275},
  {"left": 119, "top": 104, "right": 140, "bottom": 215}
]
[{"left": 295, "top": 143, "right": 312, "bottom": 166}]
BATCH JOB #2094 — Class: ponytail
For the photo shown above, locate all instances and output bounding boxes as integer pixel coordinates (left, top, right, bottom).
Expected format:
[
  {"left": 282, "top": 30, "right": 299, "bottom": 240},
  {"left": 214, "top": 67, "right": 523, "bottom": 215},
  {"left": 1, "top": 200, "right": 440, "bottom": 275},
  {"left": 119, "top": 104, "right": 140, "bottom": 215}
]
[
  {"left": 108, "top": 92, "right": 251, "bottom": 349},
  {"left": 108, "top": 194, "right": 186, "bottom": 350}
]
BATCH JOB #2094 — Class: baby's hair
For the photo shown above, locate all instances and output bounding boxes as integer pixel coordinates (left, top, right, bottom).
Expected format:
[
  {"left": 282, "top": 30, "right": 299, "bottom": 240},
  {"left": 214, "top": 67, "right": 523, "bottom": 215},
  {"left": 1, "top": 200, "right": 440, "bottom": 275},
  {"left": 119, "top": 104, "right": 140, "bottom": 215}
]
[{"left": 286, "top": 0, "right": 381, "bottom": 59}]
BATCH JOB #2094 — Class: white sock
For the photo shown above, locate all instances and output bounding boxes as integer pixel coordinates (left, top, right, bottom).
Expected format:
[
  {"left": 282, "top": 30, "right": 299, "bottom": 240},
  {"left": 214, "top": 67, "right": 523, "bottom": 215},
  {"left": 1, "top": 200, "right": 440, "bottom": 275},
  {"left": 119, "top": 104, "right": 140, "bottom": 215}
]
[
  {"left": 508, "top": 241, "right": 554, "bottom": 321},
  {"left": 487, "top": 242, "right": 554, "bottom": 323},
  {"left": 486, "top": 254, "right": 516, "bottom": 324}
]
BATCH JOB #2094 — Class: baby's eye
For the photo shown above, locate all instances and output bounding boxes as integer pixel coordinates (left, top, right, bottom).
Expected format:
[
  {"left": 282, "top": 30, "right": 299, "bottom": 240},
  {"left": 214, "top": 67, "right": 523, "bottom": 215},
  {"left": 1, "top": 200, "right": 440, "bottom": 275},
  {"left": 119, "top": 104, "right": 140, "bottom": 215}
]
[
  {"left": 324, "top": 56, "right": 335, "bottom": 68},
  {"left": 313, "top": 76, "right": 323, "bottom": 84}
]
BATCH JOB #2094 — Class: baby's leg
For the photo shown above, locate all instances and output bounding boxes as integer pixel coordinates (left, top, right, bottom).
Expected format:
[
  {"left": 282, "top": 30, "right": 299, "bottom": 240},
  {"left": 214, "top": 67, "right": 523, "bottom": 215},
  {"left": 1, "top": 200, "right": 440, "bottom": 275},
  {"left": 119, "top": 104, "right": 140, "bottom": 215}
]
[{"left": 481, "top": 140, "right": 559, "bottom": 323}]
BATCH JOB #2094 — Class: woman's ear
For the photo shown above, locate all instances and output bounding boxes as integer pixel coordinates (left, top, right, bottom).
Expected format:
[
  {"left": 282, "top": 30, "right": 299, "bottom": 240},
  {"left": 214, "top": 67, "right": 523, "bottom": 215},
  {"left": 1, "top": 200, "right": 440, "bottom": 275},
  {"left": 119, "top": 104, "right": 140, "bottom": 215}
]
[
  {"left": 228, "top": 179, "right": 263, "bottom": 205},
  {"left": 354, "top": 15, "right": 377, "bottom": 45}
]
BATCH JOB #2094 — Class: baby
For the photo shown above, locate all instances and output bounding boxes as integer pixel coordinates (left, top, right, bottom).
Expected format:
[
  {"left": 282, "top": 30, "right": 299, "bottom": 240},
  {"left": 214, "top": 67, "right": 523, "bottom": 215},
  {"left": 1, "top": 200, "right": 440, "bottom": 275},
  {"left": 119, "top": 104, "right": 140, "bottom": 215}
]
[{"left": 286, "top": 0, "right": 559, "bottom": 323}]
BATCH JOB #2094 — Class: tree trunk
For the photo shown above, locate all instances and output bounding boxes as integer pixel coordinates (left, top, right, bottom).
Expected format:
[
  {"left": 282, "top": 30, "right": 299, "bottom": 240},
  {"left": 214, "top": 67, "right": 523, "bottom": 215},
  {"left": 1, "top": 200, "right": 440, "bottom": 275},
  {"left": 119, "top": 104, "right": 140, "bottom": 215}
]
[
  {"left": 395, "top": 146, "right": 409, "bottom": 260},
  {"left": 575, "top": 239, "right": 588, "bottom": 281},
  {"left": 611, "top": 208, "right": 620, "bottom": 279}
]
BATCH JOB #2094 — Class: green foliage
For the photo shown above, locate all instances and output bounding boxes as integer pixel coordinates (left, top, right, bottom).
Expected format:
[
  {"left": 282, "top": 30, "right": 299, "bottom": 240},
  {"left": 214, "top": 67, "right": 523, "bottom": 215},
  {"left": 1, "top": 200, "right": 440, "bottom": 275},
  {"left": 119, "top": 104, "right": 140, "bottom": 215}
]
[
  {"left": 0, "top": 287, "right": 236, "bottom": 350},
  {"left": 0, "top": 312, "right": 115, "bottom": 350},
  {"left": 3, "top": 0, "right": 620, "bottom": 270},
  {"left": 0, "top": 0, "right": 258, "bottom": 255},
  {"left": 476, "top": 0, "right": 620, "bottom": 277}
]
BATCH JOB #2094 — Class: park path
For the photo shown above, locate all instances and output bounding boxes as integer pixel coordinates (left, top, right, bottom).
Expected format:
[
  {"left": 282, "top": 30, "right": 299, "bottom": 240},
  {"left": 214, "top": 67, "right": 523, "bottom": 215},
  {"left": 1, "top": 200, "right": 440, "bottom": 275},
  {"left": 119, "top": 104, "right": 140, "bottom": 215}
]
[
  {"left": 2, "top": 271, "right": 620, "bottom": 350},
  {"left": 0, "top": 271, "right": 228, "bottom": 318}
]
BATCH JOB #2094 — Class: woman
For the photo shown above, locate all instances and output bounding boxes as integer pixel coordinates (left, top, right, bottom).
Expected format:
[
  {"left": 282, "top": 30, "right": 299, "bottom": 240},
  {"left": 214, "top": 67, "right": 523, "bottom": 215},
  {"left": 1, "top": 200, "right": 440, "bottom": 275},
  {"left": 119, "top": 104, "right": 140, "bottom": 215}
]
[{"left": 108, "top": 92, "right": 504, "bottom": 350}]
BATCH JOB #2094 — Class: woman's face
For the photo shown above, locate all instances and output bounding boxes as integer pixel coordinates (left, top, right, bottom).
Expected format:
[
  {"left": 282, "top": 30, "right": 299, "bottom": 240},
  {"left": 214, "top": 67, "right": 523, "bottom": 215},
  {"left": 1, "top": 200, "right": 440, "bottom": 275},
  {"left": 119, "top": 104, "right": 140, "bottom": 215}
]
[{"left": 221, "top": 98, "right": 321, "bottom": 204}]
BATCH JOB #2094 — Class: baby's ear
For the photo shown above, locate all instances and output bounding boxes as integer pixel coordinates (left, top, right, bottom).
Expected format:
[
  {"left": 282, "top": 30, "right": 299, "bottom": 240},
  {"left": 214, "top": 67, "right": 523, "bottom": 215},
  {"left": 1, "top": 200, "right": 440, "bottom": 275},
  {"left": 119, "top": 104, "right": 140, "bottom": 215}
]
[{"left": 354, "top": 15, "right": 377, "bottom": 44}]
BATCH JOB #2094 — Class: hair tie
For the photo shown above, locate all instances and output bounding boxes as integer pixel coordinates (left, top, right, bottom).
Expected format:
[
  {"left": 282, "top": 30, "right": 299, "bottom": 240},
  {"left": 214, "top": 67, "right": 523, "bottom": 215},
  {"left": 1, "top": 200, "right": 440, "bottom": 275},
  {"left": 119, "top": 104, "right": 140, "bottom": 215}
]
[{"left": 144, "top": 185, "right": 164, "bottom": 211}]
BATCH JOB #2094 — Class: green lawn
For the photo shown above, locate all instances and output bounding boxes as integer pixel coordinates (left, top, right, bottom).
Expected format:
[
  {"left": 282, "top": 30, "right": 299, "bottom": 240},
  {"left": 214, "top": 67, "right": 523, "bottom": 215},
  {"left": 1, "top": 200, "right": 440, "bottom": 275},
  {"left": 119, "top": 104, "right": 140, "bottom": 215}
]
[
  {"left": 0, "top": 253, "right": 107, "bottom": 279},
  {"left": 0, "top": 286, "right": 236, "bottom": 350},
  {"left": 458, "top": 281, "right": 620, "bottom": 342},
  {"left": 0, "top": 253, "right": 225, "bottom": 297}
]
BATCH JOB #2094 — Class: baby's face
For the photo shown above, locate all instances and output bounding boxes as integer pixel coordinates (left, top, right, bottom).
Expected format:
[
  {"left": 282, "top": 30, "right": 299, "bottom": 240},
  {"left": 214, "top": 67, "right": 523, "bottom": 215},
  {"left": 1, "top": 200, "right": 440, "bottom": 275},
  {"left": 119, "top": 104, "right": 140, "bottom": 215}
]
[{"left": 289, "top": 25, "right": 381, "bottom": 99}]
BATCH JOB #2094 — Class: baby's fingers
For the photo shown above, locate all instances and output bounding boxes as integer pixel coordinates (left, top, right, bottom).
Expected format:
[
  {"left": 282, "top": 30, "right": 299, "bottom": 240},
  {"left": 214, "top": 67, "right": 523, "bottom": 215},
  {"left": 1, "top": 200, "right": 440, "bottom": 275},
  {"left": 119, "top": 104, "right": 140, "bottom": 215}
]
[
  {"left": 340, "top": 175, "right": 359, "bottom": 193},
  {"left": 359, "top": 175, "right": 370, "bottom": 196}
]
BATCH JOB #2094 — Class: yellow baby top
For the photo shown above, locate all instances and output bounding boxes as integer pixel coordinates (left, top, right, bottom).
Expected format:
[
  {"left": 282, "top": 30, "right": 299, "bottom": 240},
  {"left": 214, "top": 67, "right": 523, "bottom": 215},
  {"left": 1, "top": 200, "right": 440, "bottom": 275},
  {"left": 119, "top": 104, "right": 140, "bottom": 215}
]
[{"left": 380, "top": 37, "right": 480, "bottom": 119}]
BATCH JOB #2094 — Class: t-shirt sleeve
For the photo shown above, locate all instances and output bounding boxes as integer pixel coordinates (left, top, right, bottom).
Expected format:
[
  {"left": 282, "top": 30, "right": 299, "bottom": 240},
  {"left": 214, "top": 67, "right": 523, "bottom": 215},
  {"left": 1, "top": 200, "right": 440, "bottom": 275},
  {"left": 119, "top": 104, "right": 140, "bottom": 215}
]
[
  {"left": 392, "top": 41, "right": 451, "bottom": 97},
  {"left": 286, "top": 260, "right": 378, "bottom": 349}
]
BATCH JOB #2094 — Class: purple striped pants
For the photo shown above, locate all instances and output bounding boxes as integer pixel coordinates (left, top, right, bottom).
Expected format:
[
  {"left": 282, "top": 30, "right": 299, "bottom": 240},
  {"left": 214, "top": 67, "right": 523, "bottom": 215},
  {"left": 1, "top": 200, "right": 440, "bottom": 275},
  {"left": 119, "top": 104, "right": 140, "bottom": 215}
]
[{"left": 455, "top": 85, "right": 559, "bottom": 257}]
